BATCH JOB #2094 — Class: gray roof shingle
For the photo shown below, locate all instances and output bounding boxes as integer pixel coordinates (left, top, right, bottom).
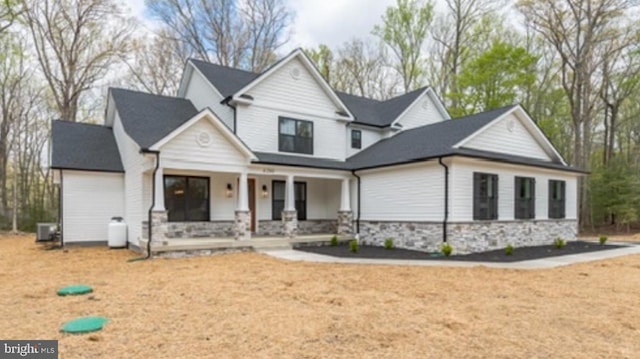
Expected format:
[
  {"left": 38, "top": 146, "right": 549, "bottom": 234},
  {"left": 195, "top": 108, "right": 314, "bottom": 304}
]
[
  {"left": 346, "top": 105, "right": 519, "bottom": 169},
  {"left": 51, "top": 120, "right": 124, "bottom": 172},
  {"left": 110, "top": 88, "right": 199, "bottom": 149},
  {"left": 190, "top": 59, "right": 259, "bottom": 97},
  {"left": 253, "top": 152, "right": 353, "bottom": 170}
]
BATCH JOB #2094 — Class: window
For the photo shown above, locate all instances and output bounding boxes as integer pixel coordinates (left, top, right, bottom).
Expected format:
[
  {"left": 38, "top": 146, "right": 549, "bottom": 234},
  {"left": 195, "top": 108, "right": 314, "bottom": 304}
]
[
  {"left": 515, "top": 177, "right": 535, "bottom": 219},
  {"left": 164, "top": 176, "right": 209, "bottom": 222},
  {"left": 279, "top": 117, "right": 313, "bottom": 154},
  {"left": 548, "top": 180, "right": 566, "bottom": 219},
  {"left": 473, "top": 172, "right": 498, "bottom": 220},
  {"left": 272, "top": 180, "right": 306, "bottom": 220},
  {"left": 351, "top": 129, "right": 362, "bottom": 149}
]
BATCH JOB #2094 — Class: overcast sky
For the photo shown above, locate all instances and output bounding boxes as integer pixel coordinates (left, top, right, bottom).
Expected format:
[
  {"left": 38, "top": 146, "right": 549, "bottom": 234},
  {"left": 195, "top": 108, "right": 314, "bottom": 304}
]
[{"left": 126, "top": 0, "right": 397, "bottom": 51}]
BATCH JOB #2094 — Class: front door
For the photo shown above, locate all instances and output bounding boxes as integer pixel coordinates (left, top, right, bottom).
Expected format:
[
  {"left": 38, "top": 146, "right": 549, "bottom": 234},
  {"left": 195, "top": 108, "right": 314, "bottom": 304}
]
[{"left": 248, "top": 178, "right": 256, "bottom": 232}]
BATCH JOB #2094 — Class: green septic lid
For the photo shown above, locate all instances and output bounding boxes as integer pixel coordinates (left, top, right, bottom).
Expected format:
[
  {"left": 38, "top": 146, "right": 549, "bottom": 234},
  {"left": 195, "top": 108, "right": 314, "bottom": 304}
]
[
  {"left": 61, "top": 316, "right": 109, "bottom": 334},
  {"left": 57, "top": 284, "right": 93, "bottom": 296}
]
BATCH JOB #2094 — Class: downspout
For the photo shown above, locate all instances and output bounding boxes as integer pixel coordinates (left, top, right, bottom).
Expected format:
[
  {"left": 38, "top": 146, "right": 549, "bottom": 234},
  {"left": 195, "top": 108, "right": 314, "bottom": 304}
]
[
  {"left": 222, "top": 96, "right": 237, "bottom": 134},
  {"left": 351, "top": 170, "right": 361, "bottom": 235},
  {"left": 438, "top": 157, "right": 449, "bottom": 243},
  {"left": 145, "top": 150, "right": 160, "bottom": 259},
  {"left": 59, "top": 170, "right": 64, "bottom": 246}
]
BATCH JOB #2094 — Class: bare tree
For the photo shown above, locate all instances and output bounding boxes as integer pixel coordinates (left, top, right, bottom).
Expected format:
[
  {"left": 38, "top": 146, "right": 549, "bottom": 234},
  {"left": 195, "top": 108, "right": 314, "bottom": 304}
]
[
  {"left": 146, "top": 0, "right": 292, "bottom": 72},
  {"left": 1, "top": 0, "right": 20, "bottom": 34},
  {"left": 123, "top": 30, "right": 185, "bottom": 96},
  {"left": 517, "top": 0, "right": 636, "bottom": 226},
  {"left": 21, "top": 0, "right": 132, "bottom": 122},
  {"left": 430, "top": 0, "right": 504, "bottom": 108},
  {"left": 373, "top": 0, "right": 434, "bottom": 92}
]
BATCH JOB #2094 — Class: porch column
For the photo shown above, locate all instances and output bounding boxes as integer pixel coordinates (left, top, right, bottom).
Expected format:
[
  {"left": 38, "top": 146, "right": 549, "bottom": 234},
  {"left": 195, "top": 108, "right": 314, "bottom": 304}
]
[
  {"left": 282, "top": 174, "right": 298, "bottom": 238},
  {"left": 337, "top": 178, "right": 353, "bottom": 235},
  {"left": 152, "top": 167, "right": 165, "bottom": 211},
  {"left": 234, "top": 173, "right": 251, "bottom": 240}
]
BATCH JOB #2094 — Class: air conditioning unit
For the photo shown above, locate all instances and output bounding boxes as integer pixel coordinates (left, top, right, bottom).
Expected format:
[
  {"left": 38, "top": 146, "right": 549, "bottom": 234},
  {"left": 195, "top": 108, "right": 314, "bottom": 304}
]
[{"left": 36, "top": 223, "right": 58, "bottom": 242}]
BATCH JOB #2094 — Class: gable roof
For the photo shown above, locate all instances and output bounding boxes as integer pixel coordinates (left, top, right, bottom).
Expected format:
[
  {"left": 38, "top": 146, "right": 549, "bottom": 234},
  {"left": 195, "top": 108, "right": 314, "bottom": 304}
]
[
  {"left": 189, "top": 59, "right": 259, "bottom": 97},
  {"left": 346, "top": 105, "right": 520, "bottom": 169},
  {"left": 51, "top": 120, "right": 124, "bottom": 172},
  {"left": 110, "top": 88, "right": 199, "bottom": 149}
]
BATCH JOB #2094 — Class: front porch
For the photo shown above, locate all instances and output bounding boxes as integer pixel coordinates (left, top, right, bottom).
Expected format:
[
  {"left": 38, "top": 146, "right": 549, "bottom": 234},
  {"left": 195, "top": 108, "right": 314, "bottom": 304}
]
[{"left": 140, "top": 233, "right": 354, "bottom": 256}]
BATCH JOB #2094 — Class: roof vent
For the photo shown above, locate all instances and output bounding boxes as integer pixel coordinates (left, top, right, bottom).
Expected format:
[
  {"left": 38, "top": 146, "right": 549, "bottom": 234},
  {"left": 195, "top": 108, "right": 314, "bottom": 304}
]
[{"left": 290, "top": 67, "right": 301, "bottom": 80}]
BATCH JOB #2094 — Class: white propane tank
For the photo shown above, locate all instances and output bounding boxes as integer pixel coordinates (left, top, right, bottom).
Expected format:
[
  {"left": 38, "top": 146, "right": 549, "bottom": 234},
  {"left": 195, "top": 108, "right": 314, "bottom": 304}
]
[{"left": 108, "top": 217, "right": 127, "bottom": 248}]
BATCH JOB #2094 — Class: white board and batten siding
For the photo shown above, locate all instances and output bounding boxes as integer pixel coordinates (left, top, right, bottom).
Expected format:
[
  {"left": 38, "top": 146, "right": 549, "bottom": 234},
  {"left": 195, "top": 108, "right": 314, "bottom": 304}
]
[
  {"left": 463, "top": 112, "right": 553, "bottom": 161},
  {"left": 183, "top": 66, "right": 234, "bottom": 130},
  {"left": 236, "top": 57, "right": 348, "bottom": 161},
  {"left": 359, "top": 162, "right": 444, "bottom": 221},
  {"left": 394, "top": 93, "right": 447, "bottom": 130},
  {"left": 449, "top": 158, "right": 578, "bottom": 222},
  {"left": 62, "top": 171, "right": 124, "bottom": 243},
  {"left": 113, "top": 113, "right": 148, "bottom": 246}
]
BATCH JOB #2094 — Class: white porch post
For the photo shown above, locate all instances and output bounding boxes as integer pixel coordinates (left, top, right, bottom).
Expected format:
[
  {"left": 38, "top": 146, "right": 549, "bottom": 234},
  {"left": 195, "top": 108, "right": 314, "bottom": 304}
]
[
  {"left": 234, "top": 172, "right": 251, "bottom": 240},
  {"left": 237, "top": 172, "right": 249, "bottom": 211},
  {"left": 340, "top": 178, "right": 351, "bottom": 212},
  {"left": 282, "top": 174, "right": 298, "bottom": 238},
  {"left": 153, "top": 166, "right": 165, "bottom": 211},
  {"left": 285, "top": 174, "right": 295, "bottom": 211},
  {"left": 337, "top": 178, "right": 354, "bottom": 236}
]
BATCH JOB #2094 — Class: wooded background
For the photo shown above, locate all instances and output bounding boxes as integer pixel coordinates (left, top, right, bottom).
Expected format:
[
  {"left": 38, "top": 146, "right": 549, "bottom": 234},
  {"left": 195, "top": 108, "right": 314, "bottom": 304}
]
[{"left": 1, "top": 0, "right": 639, "bottom": 233}]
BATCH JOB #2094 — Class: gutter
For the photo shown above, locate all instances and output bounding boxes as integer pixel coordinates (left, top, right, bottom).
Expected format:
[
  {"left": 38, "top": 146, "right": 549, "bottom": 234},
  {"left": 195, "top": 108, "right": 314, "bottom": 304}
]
[
  {"left": 438, "top": 157, "right": 449, "bottom": 243},
  {"left": 351, "top": 170, "right": 361, "bottom": 235}
]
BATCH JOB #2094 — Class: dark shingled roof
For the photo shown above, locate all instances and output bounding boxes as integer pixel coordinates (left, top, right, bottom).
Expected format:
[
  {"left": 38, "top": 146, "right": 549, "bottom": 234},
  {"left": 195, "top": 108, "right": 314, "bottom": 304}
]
[
  {"left": 253, "top": 152, "right": 353, "bottom": 170},
  {"left": 190, "top": 59, "right": 259, "bottom": 97},
  {"left": 51, "top": 120, "right": 124, "bottom": 172},
  {"left": 347, "top": 105, "right": 519, "bottom": 169},
  {"left": 110, "top": 88, "right": 199, "bottom": 149},
  {"left": 188, "top": 58, "right": 432, "bottom": 127}
]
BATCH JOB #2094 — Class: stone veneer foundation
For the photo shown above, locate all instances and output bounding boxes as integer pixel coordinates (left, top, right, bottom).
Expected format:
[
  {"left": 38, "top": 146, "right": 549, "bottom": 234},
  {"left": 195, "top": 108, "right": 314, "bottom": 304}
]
[
  {"left": 143, "top": 220, "right": 234, "bottom": 239},
  {"left": 359, "top": 219, "right": 578, "bottom": 254},
  {"left": 258, "top": 219, "right": 336, "bottom": 236}
]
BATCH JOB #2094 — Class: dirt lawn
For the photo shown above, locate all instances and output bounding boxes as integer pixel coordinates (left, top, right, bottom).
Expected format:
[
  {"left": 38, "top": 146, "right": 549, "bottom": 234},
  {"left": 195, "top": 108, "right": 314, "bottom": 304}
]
[{"left": 1, "top": 234, "right": 640, "bottom": 358}]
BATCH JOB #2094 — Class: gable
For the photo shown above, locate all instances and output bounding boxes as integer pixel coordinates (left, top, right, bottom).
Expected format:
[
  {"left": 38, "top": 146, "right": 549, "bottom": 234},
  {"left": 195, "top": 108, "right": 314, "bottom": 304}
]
[
  {"left": 462, "top": 111, "right": 553, "bottom": 161},
  {"left": 394, "top": 91, "right": 447, "bottom": 130},
  {"left": 244, "top": 57, "right": 343, "bottom": 117},
  {"left": 160, "top": 116, "right": 249, "bottom": 167},
  {"left": 182, "top": 65, "right": 234, "bottom": 130}
]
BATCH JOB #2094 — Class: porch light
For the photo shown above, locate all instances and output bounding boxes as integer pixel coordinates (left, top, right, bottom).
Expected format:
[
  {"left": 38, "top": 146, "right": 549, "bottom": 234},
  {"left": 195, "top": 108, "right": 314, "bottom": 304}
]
[
  {"left": 226, "top": 183, "right": 233, "bottom": 198},
  {"left": 261, "top": 185, "right": 268, "bottom": 198}
]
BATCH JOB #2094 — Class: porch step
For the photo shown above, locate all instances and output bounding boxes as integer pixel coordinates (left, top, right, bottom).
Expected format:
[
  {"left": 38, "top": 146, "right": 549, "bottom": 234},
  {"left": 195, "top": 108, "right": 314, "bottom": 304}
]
[{"left": 251, "top": 239, "right": 292, "bottom": 252}]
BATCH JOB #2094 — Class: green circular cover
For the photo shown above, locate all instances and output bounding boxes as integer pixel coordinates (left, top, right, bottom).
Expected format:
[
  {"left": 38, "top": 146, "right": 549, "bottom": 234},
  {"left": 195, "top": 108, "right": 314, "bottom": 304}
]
[
  {"left": 57, "top": 284, "right": 93, "bottom": 296},
  {"left": 61, "top": 316, "right": 109, "bottom": 334}
]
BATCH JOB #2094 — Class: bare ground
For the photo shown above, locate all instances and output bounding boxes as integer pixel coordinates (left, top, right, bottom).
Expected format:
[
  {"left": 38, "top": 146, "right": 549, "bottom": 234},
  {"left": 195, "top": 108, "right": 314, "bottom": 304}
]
[{"left": 1, "top": 234, "right": 640, "bottom": 358}]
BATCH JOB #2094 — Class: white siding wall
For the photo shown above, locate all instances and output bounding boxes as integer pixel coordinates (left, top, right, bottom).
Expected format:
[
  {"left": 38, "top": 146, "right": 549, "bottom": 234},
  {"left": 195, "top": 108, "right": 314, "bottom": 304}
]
[
  {"left": 449, "top": 158, "right": 579, "bottom": 221},
  {"left": 236, "top": 105, "right": 347, "bottom": 160},
  {"left": 395, "top": 93, "right": 447, "bottom": 130},
  {"left": 236, "top": 57, "right": 348, "bottom": 160},
  {"left": 346, "top": 127, "right": 383, "bottom": 157},
  {"left": 183, "top": 68, "right": 234, "bottom": 130},
  {"left": 359, "top": 162, "right": 445, "bottom": 221},
  {"left": 161, "top": 117, "right": 247, "bottom": 168},
  {"left": 113, "top": 113, "right": 147, "bottom": 246},
  {"left": 464, "top": 113, "right": 552, "bottom": 161},
  {"left": 62, "top": 171, "right": 124, "bottom": 243}
]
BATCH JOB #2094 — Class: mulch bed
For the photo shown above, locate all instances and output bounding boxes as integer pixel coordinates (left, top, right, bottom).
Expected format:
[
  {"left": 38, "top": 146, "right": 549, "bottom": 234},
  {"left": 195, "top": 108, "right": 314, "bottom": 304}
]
[{"left": 296, "top": 240, "right": 627, "bottom": 263}]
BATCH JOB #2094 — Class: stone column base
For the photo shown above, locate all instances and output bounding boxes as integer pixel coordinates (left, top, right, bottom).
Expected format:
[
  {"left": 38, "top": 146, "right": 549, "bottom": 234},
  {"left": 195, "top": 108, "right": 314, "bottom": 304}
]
[
  {"left": 282, "top": 210, "right": 298, "bottom": 238},
  {"left": 150, "top": 210, "right": 169, "bottom": 250},
  {"left": 337, "top": 210, "right": 353, "bottom": 235},
  {"left": 234, "top": 210, "right": 252, "bottom": 240}
]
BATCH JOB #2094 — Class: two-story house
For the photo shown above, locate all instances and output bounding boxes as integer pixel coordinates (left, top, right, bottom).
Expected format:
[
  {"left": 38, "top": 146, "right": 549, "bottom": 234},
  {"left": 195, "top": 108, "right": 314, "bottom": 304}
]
[{"left": 51, "top": 49, "right": 584, "bottom": 255}]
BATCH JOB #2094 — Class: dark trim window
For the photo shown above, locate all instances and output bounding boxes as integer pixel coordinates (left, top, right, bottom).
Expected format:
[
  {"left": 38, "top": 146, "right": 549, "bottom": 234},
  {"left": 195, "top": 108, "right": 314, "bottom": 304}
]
[
  {"left": 164, "top": 175, "right": 210, "bottom": 222},
  {"left": 278, "top": 117, "right": 313, "bottom": 154},
  {"left": 272, "top": 180, "right": 306, "bottom": 220},
  {"left": 351, "top": 129, "right": 362, "bottom": 149},
  {"left": 548, "top": 180, "right": 566, "bottom": 219},
  {"left": 515, "top": 177, "right": 535, "bottom": 219},
  {"left": 473, "top": 172, "right": 498, "bottom": 220}
]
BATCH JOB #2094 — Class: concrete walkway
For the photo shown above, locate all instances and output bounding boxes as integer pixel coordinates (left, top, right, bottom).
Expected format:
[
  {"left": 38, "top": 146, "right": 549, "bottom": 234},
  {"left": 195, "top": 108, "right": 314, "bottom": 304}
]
[{"left": 262, "top": 241, "right": 640, "bottom": 269}]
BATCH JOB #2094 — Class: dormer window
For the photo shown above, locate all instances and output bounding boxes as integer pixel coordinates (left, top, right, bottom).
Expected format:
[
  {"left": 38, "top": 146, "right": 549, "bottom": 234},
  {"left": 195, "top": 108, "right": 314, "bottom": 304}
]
[
  {"left": 279, "top": 117, "right": 313, "bottom": 155},
  {"left": 351, "top": 129, "right": 362, "bottom": 149}
]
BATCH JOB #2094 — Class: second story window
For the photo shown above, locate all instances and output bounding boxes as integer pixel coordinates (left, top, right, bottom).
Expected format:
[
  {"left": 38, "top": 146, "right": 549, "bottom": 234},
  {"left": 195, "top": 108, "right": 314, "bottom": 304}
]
[
  {"left": 279, "top": 117, "right": 313, "bottom": 155},
  {"left": 351, "top": 129, "right": 362, "bottom": 149}
]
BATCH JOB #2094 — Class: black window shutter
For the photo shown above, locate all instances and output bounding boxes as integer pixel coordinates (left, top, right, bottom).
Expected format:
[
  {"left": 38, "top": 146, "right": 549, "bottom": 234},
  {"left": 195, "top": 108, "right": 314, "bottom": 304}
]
[
  {"left": 531, "top": 178, "right": 536, "bottom": 218},
  {"left": 473, "top": 173, "right": 481, "bottom": 220}
]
